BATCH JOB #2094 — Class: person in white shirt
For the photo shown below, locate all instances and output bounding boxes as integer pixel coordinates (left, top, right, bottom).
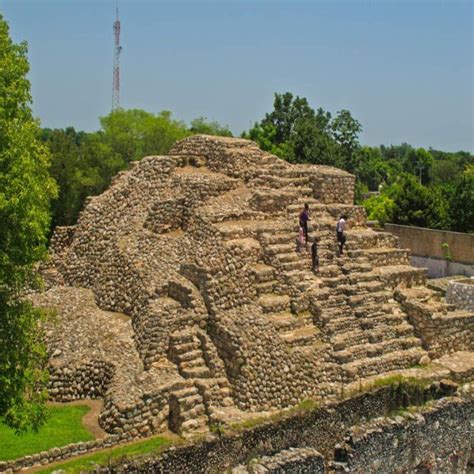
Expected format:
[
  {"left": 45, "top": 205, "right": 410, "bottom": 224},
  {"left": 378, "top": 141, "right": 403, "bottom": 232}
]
[{"left": 336, "top": 215, "right": 347, "bottom": 256}]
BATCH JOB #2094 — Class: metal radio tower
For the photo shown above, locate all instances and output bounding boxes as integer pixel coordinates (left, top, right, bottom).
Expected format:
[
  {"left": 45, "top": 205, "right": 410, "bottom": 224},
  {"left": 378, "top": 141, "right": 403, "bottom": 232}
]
[{"left": 112, "top": 3, "right": 122, "bottom": 110}]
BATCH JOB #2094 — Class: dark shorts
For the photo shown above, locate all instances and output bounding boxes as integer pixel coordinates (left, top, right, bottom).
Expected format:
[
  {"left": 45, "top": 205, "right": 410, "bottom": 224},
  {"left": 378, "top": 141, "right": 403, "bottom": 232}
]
[{"left": 337, "top": 231, "right": 346, "bottom": 245}]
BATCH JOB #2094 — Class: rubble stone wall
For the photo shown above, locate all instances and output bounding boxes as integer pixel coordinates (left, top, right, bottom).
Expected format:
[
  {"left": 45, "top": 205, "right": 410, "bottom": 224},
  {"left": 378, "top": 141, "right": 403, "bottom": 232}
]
[
  {"left": 49, "top": 225, "right": 76, "bottom": 255},
  {"left": 396, "top": 288, "right": 474, "bottom": 357},
  {"left": 447, "top": 279, "right": 474, "bottom": 312},
  {"left": 333, "top": 397, "right": 473, "bottom": 473},
  {"left": 48, "top": 360, "right": 114, "bottom": 401},
  {"left": 232, "top": 447, "right": 325, "bottom": 473},
  {"left": 91, "top": 383, "right": 466, "bottom": 474}
]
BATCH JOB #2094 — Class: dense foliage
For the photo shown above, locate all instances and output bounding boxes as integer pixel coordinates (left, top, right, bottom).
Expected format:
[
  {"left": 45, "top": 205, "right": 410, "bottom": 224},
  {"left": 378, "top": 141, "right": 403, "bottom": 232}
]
[
  {"left": 43, "top": 112, "right": 232, "bottom": 227},
  {"left": 0, "top": 14, "right": 57, "bottom": 431},
  {"left": 44, "top": 95, "right": 473, "bottom": 233},
  {"left": 244, "top": 92, "right": 473, "bottom": 233},
  {"left": 243, "top": 92, "right": 362, "bottom": 172}
]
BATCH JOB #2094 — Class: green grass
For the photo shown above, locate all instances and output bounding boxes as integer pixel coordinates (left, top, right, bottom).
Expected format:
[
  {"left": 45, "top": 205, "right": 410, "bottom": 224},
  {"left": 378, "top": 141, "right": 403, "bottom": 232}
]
[
  {"left": 371, "top": 374, "right": 432, "bottom": 390},
  {"left": 0, "top": 405, "right": 94, "bottom": 461},
  {"left": 36, "top": 436, "right": 171, "bottom": 473}
]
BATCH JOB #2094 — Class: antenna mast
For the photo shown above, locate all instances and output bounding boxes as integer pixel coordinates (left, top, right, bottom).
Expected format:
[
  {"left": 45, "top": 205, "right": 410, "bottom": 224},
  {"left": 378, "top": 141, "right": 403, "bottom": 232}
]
[{"left": 112, "top": 2, "right": 122, "bottom": 110}]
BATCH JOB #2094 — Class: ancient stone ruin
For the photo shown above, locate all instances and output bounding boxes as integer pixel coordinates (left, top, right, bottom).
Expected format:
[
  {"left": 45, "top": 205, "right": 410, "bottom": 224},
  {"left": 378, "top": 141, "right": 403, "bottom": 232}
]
[{"left": 36, "top": 135, "right": 473, "bottom": 459}]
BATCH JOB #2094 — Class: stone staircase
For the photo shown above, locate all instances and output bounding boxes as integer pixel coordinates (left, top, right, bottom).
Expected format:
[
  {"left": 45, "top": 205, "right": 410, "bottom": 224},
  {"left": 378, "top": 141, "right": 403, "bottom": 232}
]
[
  {"left": 167, "top": 327, "right": 234, "bottom": 436},
  {"left": 210, "top": 190, "right": 429, "bottom": 386},
  {"left": 255, "top": 233, "right": 329, "bottom": 354},
  {"left": 168, "top": 383, "right": 209, "bottom": 436},
  {"left": 313, "top": 243, "right": 427, "bottom": 381}
]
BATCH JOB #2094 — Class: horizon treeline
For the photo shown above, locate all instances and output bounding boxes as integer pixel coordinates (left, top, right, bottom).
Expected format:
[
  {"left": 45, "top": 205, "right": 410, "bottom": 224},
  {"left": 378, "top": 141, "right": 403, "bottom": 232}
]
[{"left": 42, "top": 94, "right": 473, "bottom": 234}]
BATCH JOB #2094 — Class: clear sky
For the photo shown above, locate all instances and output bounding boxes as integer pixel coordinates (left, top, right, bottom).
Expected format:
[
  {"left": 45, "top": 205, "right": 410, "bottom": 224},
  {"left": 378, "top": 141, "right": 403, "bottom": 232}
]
[{"left": 1, "top": 0, "right": 473, "bottom": 151}]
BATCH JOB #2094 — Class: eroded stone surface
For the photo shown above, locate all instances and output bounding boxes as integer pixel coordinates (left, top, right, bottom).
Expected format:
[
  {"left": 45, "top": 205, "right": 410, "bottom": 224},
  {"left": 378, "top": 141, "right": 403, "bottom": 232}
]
[{"left": 38, "top": 135, "right": 474, "bottom": 438}]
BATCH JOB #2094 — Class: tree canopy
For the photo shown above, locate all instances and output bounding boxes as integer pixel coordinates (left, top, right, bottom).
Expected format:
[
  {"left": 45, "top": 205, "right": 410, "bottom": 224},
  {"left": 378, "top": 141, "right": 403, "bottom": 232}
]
[
  {"left": 243, "top": 92, "right": 472, "bottom": 233},
  {"left": 0, "top": 14, "right": 57, "bottom": 431}
]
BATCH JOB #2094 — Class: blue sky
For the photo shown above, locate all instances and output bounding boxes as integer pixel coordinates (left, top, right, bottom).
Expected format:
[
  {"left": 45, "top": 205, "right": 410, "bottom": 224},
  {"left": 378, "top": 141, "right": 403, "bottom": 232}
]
[{"left": 1, "top": 0, "right": 473, "bottom": 151}]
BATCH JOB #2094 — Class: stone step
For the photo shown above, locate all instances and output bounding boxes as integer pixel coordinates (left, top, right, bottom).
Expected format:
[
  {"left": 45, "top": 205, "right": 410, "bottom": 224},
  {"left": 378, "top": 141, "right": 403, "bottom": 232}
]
[
  {"left": 341, "top": 262, "right": 373, "bottom": 274},
  {"left": 353, "top": 301, "right": 397, "bottom": 318},
  {"left": 332, "top": 322, "right": 415, "bottom": 349},
  {"left": 344, "top": 230, "right": 399, "bottom": 250},
  {"left": 172, "top": 341, "right": 201, "bottom": 355},
  {"left": 347, "top": 271, "right": 378, "bottom": 284},
  {"left": 250, "top": 175, "right": 311, "bottom": 189},
  {"left": 373, "top": 265, "right": 427, "bottom": 288},
  {"left": 177, "top": 349, "right": 203, "bottom": 363},
  {"left": 294, "top": 279, "right": 318, "bottom": 292},
  {"left": 323, "top": 295, "right": 349, "bottom": 308},
  {"left": 368, "top": 323, "right": 416, "bottom": 342},
  {"left": 180, "top": 416, "right": 209, "bottom": 436},
  {"left": 321, "top": 276, "right": 348, "bottom": 288},
  {"left": 279, "top": 259, "right": 309, "bottom": 272},
  {"left": 280, "top": 325, "right": 320, "bottom": 346},
  {"left": 258, "top": 294, "right": 291, "bottom": 313},
  {"left": 254, "top": 280, "right": 277, "bottom": 295},
  {"left": 348, "top": 290, "right": 392, "bottom": 307},
  {"left": 174, "top": 393, "right": 204, "bottom": 410},
  {"left": 286, "top": 270, "right": 320, "bottom": 291},
  {"left": 342, "top": 347, "right": 426, "bottom": 380},
  {"left": 360, "top": 314, "right": 408, "bottom": 330},
  {"left": 181, "top": 366, "right": 212, "bottom": 379},
  {"left": 364, "top": 247, "right": 411, "bottom": 265},
  {"left": 267, "top": 243, "right": 295, "bottom": 255},
  {"left": 320, "top": 306, "right": 351, "bottom": 319},
  {"left": 332, "top": 331, "right": 368, "bottom": 350},
  {"left": 169, "top": 330, "right": 197, "bottom": 344},
  {"left": 286, "top": 201, "right": 323, "bottom": 213},
  {"left": 322, "top": 315, "right": 358, "bottom": 333},
  {"left": 171, "top": 386, "right": 199, "bottom": 399},
  {"left": 216, "top": 220, "right": 284, "bottom": 240},
  {"left": 261, "top": 232, "right": 295, "bottom": 245},
  {"left": 345, "top": 280, "right": 385, "bottom": 296},
  {"left": 276, "top": 251, "right": 304, "bottom": 264},
  {"left": 332, "top": 337, "right": 422, "bottom": 364},
  {"left": 180, "top": 357, "right": 207, "bottom": 370},
  {"left": 266, "top": 312, "right": 309, "bottom": 331},
  {"left": 250, "top": 263, "right": 276, "bottom": 283},
  {"left": 318, "top": 265, "right": 340, "bottom": 278}
]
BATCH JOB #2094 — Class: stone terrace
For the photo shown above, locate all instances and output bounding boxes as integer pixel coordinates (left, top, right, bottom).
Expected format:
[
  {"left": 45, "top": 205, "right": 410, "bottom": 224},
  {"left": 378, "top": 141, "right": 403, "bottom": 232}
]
[{"left": 41, "top": 134, "right": 474, "bottom": 438}]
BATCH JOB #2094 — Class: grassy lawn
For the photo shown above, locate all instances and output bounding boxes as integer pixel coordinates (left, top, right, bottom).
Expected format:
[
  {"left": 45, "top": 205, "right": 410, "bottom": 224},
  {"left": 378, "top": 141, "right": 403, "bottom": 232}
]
[
  {"left": 36, "top": 436, "right": 171, "bottom": 473},
  {"left": 0, "top": 405, "right": 94, "bottom": 462}
]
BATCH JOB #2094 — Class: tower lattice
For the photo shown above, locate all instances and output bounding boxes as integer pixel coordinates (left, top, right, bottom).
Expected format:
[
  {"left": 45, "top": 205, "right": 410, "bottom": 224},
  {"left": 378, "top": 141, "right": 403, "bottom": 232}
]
[{"left": 112, "top": 4, "right": 122, "bottom": 110}]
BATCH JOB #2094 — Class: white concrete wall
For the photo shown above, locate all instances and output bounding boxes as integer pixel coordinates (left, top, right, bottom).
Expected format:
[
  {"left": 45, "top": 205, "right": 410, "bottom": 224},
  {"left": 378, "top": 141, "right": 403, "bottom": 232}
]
[{"left": 411, "top": 256, "right": 474, "bottom": 278}]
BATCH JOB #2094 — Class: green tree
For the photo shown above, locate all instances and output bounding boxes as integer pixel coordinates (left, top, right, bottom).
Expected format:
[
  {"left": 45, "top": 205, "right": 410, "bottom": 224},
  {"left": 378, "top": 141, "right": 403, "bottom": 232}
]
[
  {"left": 363, "top": 194, "right": 396, "bottom": 226},
  {"left": 242, "top": 123, "right": 291, "bottom": 158},
  {"left": 288, "top": 117, "right": 340, "bottom": 167},
  {"left": 244, "top": 92, "right": 362, "bottom": 171},
  {"left": 330, "top": 109, "right": 362, "bottom": 172},
  {"left": 354, "top": 146, "right": 389, "bottom": 191},
  {"left": 189, "top": 116, "right": 233, "bottom": 137},
  {"left": 42, "top": 128, "right": 86, "bottom": 227},
  {"left": 405, "top": 148, "right": 433, "bottom": 185},
  {"left": 100, "top": 109, "right": 189, "bottom": 163},
  {"left": 0, "top": 14, "right": 57, "bottom": 431},
  {"left": 384, "top": 173, "right": 444, "bottom": 228},
  {"left": 260, "top": 92, "right": 315, "bottom": 144},
  {"left": 449, "top": 168, "right": 474, "bottom": 233}
]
